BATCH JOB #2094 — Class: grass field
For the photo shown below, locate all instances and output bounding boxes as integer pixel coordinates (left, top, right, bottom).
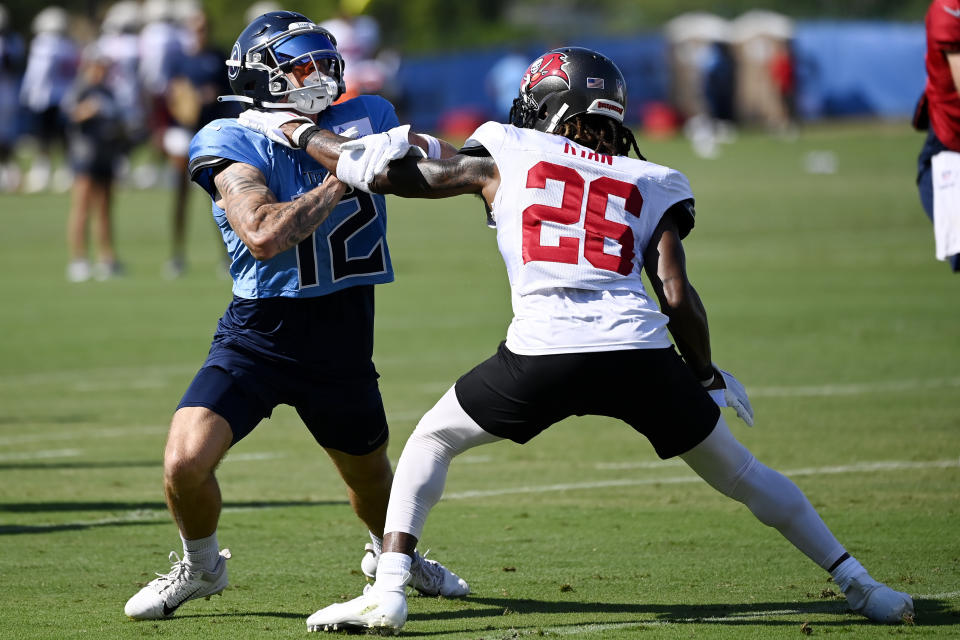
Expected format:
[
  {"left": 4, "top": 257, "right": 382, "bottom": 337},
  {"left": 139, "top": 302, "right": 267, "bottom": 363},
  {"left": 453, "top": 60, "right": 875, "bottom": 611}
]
[{"left": 0, "top": 121, "right": 958, "bottom": 639}]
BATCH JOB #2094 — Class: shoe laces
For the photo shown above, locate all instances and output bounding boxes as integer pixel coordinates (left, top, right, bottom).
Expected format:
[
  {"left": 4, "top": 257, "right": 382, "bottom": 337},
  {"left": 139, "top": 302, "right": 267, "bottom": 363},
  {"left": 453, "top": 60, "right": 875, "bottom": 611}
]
[
  {"left": 151, "top": 551, "right": 193, "bottom": 594},
  {"left": 410, "top": 549, "right": 444, "bottom": 591}
]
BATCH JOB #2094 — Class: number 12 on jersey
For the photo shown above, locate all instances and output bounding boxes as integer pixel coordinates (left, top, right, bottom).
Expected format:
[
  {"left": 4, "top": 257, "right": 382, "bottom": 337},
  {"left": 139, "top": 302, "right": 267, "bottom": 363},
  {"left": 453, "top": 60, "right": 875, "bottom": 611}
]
[{"left": 522, "top": 161, "right": 643, "bottom": 276}]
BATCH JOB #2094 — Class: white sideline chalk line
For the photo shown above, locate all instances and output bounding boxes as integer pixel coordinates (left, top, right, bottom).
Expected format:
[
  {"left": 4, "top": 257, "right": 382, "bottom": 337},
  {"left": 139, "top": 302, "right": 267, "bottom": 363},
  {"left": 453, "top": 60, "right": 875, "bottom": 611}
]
[
  {"left": 595, "top": 460, "right": 685, "bottom": 471},
  {"left": 0, "top": 364, "right": 194, "bottom": 387},
  {"left": 0, "top": 448, "right": 81, "bottom": 462},
  {"left": 0, "top": 448, "right": 285, "bottom": 463},
  {"left": 752, "top": 376, "right": 960, "bottom": 397},
  {"left": 443, "top": 459, "right": 960, "bottom": 500},
  {"left": 15, "top": 459, "right": 958, "bottom": 530},
  {"left": 2, "top": 365, "right": 959, "bottom": 398},
  {"left": 476, "top": 591, "right": 960, "bottom": 639},
  {"left": 2, "top": 374, "right": 957, "bottom": 446},
  {"left": 0, "top": 426, "right": 166, "bottom": 446},
  {"left": 224, "top": 452, "right": 286, "bottom": 462}
]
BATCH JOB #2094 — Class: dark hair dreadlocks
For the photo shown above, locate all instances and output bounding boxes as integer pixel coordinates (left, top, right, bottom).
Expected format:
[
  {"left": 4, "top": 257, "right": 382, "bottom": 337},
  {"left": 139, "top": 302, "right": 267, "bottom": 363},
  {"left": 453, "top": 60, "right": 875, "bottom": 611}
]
[{"left": 557, "top": 114, "right": 646, "bottom": 161}]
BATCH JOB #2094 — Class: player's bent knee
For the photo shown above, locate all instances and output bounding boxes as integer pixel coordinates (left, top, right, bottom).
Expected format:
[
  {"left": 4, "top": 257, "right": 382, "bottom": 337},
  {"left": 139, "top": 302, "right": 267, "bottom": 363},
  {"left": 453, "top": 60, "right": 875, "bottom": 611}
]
[
  {"left": 163, "top": 407, "right": 232, "bottom": 481},
  {"left": 162, "top": 451, "right": 212, "bottom": 489}
]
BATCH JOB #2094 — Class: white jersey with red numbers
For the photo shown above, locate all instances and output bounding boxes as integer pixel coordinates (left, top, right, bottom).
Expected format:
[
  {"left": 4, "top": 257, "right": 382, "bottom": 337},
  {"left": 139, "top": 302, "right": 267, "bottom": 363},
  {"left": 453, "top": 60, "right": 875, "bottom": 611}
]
[{"left": 463, "top": 122, "right": 696, "bottom": 355}]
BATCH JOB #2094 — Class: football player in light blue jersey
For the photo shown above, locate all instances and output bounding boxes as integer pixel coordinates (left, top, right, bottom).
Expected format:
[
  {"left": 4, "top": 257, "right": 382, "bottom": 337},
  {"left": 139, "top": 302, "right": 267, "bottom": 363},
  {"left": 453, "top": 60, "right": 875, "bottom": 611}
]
[
  {"left": 189, "top": 75, "right": 398, "bottom": 298},
  {"left": 124, "top": 11, "right": 466, "bottom": 622}
]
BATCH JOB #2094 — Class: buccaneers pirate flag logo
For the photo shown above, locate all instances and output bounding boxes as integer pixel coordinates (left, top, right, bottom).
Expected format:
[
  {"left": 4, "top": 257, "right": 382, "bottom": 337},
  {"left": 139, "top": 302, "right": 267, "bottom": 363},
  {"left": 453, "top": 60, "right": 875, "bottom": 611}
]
[{"left": 521, "top": 52, "right": 570, "bottom": 92}]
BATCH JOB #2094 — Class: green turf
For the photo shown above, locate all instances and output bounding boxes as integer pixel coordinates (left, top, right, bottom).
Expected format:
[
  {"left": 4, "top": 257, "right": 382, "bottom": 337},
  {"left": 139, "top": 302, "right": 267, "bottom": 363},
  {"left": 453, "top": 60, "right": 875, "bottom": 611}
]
[{"left": 1, "top": 122, "right": 958, "bottom": 639}]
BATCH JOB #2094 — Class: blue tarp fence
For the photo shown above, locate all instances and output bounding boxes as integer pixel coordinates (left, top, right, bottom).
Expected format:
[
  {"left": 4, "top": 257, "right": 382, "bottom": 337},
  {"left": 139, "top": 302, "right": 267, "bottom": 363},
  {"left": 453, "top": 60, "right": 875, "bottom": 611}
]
[{"left": 393, "top": 20, "right": 926, "bottom": 131}]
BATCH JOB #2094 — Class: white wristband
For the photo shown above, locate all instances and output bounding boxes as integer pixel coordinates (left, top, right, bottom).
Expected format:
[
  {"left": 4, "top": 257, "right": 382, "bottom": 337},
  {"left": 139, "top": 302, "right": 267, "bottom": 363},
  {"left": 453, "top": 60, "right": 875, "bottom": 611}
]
[
  {"left": 291, "top": 122, "right": 319, "bottom": 149},
  {"left": 420, "top": 133, "right": 442, "bottom": 159}
]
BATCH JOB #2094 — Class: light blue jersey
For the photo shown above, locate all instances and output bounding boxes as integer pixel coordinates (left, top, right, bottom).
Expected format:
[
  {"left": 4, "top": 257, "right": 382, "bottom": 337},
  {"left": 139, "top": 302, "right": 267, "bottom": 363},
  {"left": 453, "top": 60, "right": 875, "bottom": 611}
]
[{"left": 188, "top": 95, "right": 398, "bottom": 299}]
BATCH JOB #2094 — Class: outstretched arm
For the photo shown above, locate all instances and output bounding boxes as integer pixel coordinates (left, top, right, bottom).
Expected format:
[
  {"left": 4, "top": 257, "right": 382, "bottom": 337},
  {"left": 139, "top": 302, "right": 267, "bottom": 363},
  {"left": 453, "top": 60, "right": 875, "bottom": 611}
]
[
  {"left": 269, "top": 120, "right": 494, "bottom": 199},
  {"left": 372, "top": 154, "right": 498, "bottom": 200},
  {"left": 291, "top": 128, "right": 497, "bottom": 202},
  {"left": 213, "top": 161, "right": 347, "bottom": 261}
]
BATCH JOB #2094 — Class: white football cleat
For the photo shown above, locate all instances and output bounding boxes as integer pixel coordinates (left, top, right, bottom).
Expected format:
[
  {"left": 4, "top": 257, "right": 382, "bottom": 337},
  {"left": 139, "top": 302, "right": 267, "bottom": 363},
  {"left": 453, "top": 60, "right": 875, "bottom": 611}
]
[
  {"left": 409, "top": 550, "right": 470, "bottom": 597},
  {"left": 842, "top": 574, "right": 914, "bottom": 623},
  {"left": 306, "top": 586, "right": 407, "bottom": 632},
  {"left": 124, "top": 549, "right": 231, "bottom": 620},
  {"left": 361, "top": 543, "right": 378, "bottom": 580}
]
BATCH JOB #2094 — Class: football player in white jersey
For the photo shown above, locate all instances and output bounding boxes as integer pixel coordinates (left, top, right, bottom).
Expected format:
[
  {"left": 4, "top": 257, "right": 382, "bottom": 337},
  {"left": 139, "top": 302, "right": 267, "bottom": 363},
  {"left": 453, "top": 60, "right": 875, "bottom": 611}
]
[{"left": 242, "top": 47, "right": 914, "bottom": 632}]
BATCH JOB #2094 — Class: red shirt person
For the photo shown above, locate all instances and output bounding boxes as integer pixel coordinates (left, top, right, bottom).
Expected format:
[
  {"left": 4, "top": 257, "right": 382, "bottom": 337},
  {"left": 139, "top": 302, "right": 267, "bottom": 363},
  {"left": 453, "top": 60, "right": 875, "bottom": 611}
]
[{"left": 916, "top": 0, "right": 960, "bottom": 271}]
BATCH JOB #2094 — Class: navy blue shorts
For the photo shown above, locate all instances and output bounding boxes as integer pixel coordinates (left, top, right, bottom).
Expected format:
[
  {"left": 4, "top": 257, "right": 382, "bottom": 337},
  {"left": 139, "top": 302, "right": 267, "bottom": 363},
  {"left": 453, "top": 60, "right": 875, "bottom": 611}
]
[
  {"left": 454, "top": 342, "right": 720, "bottom": 459},
  {"left": 178, "top": 286, "right": 389, "bottom": 455}
]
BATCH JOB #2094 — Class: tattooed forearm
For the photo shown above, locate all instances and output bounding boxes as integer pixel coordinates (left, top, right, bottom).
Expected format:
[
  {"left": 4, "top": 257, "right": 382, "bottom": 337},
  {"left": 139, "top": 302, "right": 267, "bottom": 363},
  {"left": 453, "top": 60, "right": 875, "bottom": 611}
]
[
  {"left": 372, "top": 155, "right": 496, "bottom": 198},
  {"left": 215, "top": 162, "right": 346, "bottom": 260},
  {"left": 217, "top": 165, "right": 277, "bottom": 203},
  {"left": 272, "top": 184, "right": 341, "bottom": 250}
]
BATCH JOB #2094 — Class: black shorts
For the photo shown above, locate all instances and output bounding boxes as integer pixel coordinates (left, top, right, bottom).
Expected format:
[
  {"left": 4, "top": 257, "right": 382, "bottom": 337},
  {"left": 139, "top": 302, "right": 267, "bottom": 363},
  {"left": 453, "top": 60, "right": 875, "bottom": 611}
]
[
  {"left": 454, "top": 342, "right": 720, "bottom": 459},
  {"left": 68, "top": 136, "right": 116, "bottom": 183}
]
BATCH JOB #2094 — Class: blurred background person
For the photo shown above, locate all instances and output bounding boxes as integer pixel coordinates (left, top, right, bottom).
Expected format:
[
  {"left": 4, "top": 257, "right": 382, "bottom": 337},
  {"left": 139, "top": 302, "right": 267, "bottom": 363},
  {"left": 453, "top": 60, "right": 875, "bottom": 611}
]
[
  {"left": 63, "top": 45, "right": 124, "bottom": 282},
  {"left": 729, "top": 10, "right": 796, "bottom": 136},
  {"left": 97, "top": 0, "right": 146, "bottom": 185},
  {"left": 244, "top": 1, "right": 281, "bottom": 25},
  {"left": 19, "top": 5, "right": 78, "bottom": 194},
  {"left": 665, "top": 12, "right": 733, "bottom": 158},
  {"left": 321, "top": 0, "right": 398, "bottom": 103},
  {"left": 134, "top": 0, "right": 187, "bottom": 190},
  {"left": 916, "top": 0, "right": 960, "bottom": 272},
  {"left": 163, "top": 2, "right": 237, "bottom": 278},
  {"left": 702, "top": 39, "right": 737, "bottom": 136},
  {"left": 0, "top": 3, "right": 25, "bottom": 192}
]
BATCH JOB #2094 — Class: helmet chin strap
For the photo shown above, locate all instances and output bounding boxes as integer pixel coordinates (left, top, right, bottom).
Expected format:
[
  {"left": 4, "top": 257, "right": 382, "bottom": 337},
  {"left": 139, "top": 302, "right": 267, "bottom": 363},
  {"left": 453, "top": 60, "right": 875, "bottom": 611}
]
[
  {"left": 289, "top": 71, "right": 339, "bottom": 114},
  {"left": 545, "top": 103, "right": 570, "bottom": 133},
  {"left": 218, "top": 94, "right": 295, "bottom": 110}
]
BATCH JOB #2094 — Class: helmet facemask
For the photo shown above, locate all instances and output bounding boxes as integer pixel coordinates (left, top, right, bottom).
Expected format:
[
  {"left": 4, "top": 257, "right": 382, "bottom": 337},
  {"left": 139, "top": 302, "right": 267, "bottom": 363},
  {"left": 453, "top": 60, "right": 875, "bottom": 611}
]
[
  {"left": 225, "top": 20, "right": 345, "bottom": 113},
  {"left": 272, "top": 52, "right": 342, "bottom": 114}
]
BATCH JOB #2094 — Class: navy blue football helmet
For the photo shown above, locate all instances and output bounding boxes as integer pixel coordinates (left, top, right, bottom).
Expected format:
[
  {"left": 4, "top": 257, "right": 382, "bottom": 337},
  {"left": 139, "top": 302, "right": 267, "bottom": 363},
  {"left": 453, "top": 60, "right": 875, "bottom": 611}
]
[{"left": 225, "top": 11, "right": 345, "bottom": 113}]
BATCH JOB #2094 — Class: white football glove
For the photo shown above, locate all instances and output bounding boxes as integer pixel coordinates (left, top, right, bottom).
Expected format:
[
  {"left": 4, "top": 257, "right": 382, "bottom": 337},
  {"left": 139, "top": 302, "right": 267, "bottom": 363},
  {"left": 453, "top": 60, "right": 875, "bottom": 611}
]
[
  {"left": 237, "top": 109, "right": 311, "bottom": 148},
  {"left": 706, "top": 366, "right": 754, "bottom": 427},
  {"left": 337, "top": 124, "right": 426, "bottom": 190}
]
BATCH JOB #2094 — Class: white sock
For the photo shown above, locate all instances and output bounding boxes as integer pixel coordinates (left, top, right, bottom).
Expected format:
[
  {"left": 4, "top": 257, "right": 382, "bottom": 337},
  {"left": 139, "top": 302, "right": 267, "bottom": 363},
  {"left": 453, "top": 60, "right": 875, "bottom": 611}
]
[
  {"left": 369, "top": 531, "right": 383, "bottom": 555},
  {"left": 181, "top": 532, "right": 219, "bottom": 571},
  {"left": 375, "top": 551, "right": 412, "bottom": 591},
  {"left": 831, "top": 556, "right": 869, "bottom": 593}
]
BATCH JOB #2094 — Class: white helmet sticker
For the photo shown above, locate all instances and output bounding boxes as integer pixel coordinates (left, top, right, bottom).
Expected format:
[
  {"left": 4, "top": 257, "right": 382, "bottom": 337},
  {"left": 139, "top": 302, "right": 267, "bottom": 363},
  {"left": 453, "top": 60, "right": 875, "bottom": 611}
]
[{"left": 586, "top": 99, "right": 625, "bottom": 121}]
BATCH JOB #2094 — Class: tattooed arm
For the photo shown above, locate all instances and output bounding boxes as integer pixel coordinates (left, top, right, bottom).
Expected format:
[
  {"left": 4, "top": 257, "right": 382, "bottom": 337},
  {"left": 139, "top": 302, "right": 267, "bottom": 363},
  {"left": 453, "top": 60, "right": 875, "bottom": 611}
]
[
  {"left": 213, "top": 161, "right": 346, "bottom": 261},
  {"left": 276, "top": 121, "right": 499, "bottom": 205},
  {"left": 372, "top": 154, "right": 499, "bottom": 203}
]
